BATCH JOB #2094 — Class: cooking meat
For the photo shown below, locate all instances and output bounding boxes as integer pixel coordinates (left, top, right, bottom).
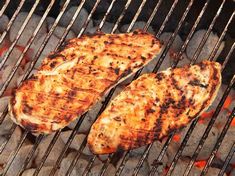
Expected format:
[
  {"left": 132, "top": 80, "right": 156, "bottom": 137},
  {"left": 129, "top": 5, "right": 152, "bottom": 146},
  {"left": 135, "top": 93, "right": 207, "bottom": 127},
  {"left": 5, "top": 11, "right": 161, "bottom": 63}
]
[
  {"left": 88, "top": 61, "right": 221, "bottom": 154},
  {"left": 9, "top": 30, "right": 162, "bottom": 133}
]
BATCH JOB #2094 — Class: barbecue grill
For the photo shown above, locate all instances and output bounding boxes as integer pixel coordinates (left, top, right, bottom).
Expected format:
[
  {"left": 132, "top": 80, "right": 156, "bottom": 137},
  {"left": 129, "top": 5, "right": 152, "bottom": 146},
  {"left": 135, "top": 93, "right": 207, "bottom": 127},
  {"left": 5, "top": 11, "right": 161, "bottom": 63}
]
[{"left": 0, "top": 0, "right": 234, "bottom": 176}]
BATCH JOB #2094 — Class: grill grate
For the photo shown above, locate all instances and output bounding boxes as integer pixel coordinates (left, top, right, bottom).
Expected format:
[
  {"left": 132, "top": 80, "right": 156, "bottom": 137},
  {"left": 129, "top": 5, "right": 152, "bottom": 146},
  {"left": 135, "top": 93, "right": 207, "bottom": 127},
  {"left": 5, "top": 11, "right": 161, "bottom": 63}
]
[{"left": 0, "top": 0, "right": 234, "bottom": 176}]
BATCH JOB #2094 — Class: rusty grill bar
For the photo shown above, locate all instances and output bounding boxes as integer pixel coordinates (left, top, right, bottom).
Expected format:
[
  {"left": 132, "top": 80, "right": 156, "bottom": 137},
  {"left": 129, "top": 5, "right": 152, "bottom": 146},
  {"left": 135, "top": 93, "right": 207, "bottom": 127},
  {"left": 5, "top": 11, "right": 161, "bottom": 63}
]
[{"left": 0, "top": 0, "right": 234, "bottom": 176}]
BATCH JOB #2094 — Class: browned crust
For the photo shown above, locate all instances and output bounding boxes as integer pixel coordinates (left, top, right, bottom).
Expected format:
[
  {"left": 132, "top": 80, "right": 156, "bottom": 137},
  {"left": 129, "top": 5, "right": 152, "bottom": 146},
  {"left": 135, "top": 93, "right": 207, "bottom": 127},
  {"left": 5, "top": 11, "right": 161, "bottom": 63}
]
[
  {"left": 9, "top": 30, "right": 162, "bottom": 134},
  {"left": 88, "top": 61, "right": 222, "bottom": 154}
]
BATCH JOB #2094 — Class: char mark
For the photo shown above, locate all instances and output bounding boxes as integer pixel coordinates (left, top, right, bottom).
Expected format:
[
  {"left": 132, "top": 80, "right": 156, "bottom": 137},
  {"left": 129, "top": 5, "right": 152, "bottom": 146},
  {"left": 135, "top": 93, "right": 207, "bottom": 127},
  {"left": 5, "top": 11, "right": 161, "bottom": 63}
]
[{"left": 188, "top": 79, "right": 208, "bottom": 88}]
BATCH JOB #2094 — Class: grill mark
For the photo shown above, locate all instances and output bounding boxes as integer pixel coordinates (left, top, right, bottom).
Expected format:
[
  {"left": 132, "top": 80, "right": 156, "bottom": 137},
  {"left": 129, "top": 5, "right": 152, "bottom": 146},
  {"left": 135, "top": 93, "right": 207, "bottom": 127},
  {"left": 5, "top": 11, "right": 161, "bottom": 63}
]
[
  {"left": 188, "top": 79, "right": 208, "bottom": 88},
  {"left": 155, "top": 72, "right": 164, "bottom": 81},
  {"left": 22, "top": 103, "right": 33, "bottom": 115},
  {"left": 48, "top": 53, "right": 66, "bottom": 60},
  {"left": 21, "top": 119, "right": 40, "bottom": 132},
  {"left": 57, "top": 40, "right": 71, "bottom": 52}
]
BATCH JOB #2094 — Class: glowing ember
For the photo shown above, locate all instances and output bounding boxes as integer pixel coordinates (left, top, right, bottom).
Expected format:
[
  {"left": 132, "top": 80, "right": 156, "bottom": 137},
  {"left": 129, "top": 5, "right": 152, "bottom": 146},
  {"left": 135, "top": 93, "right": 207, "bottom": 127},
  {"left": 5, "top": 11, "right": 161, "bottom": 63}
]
[
  {"left": 199, "top": 110, "right": 215, "bottom": 124},
  {"left": 0, "top": 39, "right": 33, "bottom": 69},
  {"left": 222, "top": 96, "right": 233, "bottom": 111},
  {"left": 194, "top": 160, "right": 207, "bottom": 169},
  {"left": 173, "top": 134, "right": 181, "bottom": 142},
  {"left": 231, "top": 118, "right": 235, "bottom": 127}
]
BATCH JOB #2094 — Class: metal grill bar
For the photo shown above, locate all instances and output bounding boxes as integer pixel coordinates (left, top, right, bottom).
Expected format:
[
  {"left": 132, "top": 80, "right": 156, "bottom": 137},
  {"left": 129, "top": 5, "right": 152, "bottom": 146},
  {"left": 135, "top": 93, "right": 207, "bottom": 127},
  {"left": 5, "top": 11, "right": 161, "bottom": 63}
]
[
  {"left": 0, "top": 0, "right": 56, "bottom": 168},
  {"left": 0, "top": 0, "right": 10, "bottom": 17},
  {"left": 1, "top": 131, "right": 28, "bottom": 176},
  {"left": 17, "top": 134, "right": 44, "bottom": 176},
  {"left": 201, "top": 108, "right": 235, "bottom": 175},
  {"left": 0, "top": 0, "right": 40, "bottom": 70},
  {"left": 97, "top": 0, "right": 117, "bottom": 31},
  {"left": 0, "top": 0, "right": 25, "bottom": 46},
  {"left": 55, "top": 0, "right": 86, "bottom": 50},
  {"left": 218, "top": 143, "right": 235, "bottom": 176},
  {"left": 221, "top": 42, "right": 235, "bottom": 71},
  {"left": 111, "top": 0, "right": 132, "bottom": 33},
  {"left": 143, "top": 0, "right": 163, "bottom": 32},
  {"left": 172, "top": 0, "right": 211, "bottom": 67},
  {"left": 83, "top": 155, "right": 97, "bottom": 176},
  {"left": 156, "top": 0, "right": 179, "bottom": 38},
  {"left": 0, "top": 123, "right": 16, "bottom": 154},
  {"left": 126, "top": 0, "right": 147, "bottom": 32},
  {"left": 77, "top": 0, "right": 101, "bottom": 37},
  {"left": 149, "top": 133, "right": 174, "bottom": 176},
  {"left": 190, "top": 0, "right": 226, "bottom": 64},
  {"left": 99, "top": 153, "right": 115, "bottom": 176},
  {"left": 208, "top": 11, "right": 235, "bottom": 61}
]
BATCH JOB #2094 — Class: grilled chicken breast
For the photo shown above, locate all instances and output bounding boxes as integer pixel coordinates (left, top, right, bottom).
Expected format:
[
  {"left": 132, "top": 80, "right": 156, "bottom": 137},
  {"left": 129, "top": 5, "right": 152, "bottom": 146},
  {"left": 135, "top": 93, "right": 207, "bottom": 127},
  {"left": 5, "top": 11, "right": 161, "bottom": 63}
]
[
  {"left": 88, "top": 61, "right": 221, "bottom": 154},
  {"left": 9, "top": 30, "right": 162, "bottom": 133}
]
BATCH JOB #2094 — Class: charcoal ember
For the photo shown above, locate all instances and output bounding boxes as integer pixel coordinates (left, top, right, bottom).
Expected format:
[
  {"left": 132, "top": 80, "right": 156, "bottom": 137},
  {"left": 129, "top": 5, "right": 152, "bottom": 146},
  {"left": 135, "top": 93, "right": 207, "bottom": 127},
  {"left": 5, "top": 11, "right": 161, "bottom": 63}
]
[
  {"left": 58, "top": 152, "right": 89, "bottom": 176},
  {"left": 60, "top": 131, "right": 91, "bottom": 155},
  {"left": 159, "top": 33, "right": 184, "bottom": 71},
  {"left": 48, "top": 24, "right": 76, "bottom": 40},
  {"left": 120, "top": 21, "right": 155, "bottom": 34},
  {"left": 59, "top": 7, "right": 93, "bottom": 35},
  {"left": 35, "top": 133, "right": 65, "bottom": 166},
  {"left": 97, "top": 154, "right": 109, "bottom": 162},
  {"left": 186, "top": 30, "right": 225, "bottom": 62},
  {"left": 4, "top": 145, "right": 37, "bottom": 176},
  {"left": 0, "top": 116, "right": 22, "bottom": 153},
  {"left": 21, "top": 166, "right": 57, "bottom": 176},
  {"left": 130, "top": 146, "right": 146, "bottom": 157},
  {"left": 207, "top": 167, "right": 227, "bottom": 176},
  {"left": 117, "top": 157, "right": 149, "bottom": 176},
  {"left": 143, "top": 32, "right": 183, "bottom": 73},
  {"left": 170, "top": 159, "right": 201, "bottom": 176},
  {"left": 46, "top": 16, "right": 55, "bottom": 26},
  {"left": 207, "top": 84, "right": 228, "bottom": 111},
  {"left": 167, "top": 123, "right": 219, "bottom": 161},
  {"left": 147, "top": 141, "right": 168, "bottom": 175},
  {"left": 0, "top": 64, "right": 22, "bottom": 89},
  {"left": 88, "top": 164, "right": 116, "bottom": 176},
  {"left": 176, "top": 53, "right": 191, "bottom": 67},
  {"left": 0, "top": 96, "right": 10, "bottom": 113},
  {"left": 30, "top": 34, "right": 59, "bottom": 68},
  {"left": 86, "top": 21, "right": 119, "bottom": 34},
  {"left": 216, "top": 127, "right": 235, "bottom": 165},
  {"left": 0, "top": 14, "right": 9, "bottom": 32},
  {"left": 9, "top": 12, "right": 47, "bottom": 46}
]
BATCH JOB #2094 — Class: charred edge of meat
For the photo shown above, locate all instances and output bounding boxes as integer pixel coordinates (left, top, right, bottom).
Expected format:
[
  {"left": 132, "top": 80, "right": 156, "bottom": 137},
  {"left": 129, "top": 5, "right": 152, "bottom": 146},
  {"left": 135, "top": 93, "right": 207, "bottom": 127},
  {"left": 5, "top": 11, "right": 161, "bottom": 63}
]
[
  {"left": 155, "top": 72, "right": 164, "bottom": 81},
  {"left": 56, "top": 40, "right": 72, "bottom": 52},
  {"left": 21, "top": 119, "right": 40, "bottom": 132},
  {"left": 48, "top": 53, "right": 66, "bottom": 60},
  {"left": 121, "top": 68, "right": 132, "bottom": 78}
]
